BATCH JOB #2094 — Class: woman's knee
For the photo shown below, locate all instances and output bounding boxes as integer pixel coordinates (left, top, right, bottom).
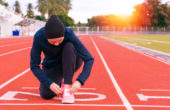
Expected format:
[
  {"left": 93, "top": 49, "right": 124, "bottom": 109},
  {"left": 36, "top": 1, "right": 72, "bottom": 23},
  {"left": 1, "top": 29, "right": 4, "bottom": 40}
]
[
  {"left": 39, "top": 84, "right": 56, "bottom": 100},
  {"left": 62, "top": 42, "right": 75, "bottom": 54},
  {"left": 40, "top": 93, "right": 54, "bottom": 100}
]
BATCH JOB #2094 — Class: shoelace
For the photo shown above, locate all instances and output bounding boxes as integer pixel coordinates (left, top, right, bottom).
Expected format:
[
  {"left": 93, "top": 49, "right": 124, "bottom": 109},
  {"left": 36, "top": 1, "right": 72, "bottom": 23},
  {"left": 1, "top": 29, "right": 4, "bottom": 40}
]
[{"left": 64, "top": 89, "right": 72, "bottom": 96}]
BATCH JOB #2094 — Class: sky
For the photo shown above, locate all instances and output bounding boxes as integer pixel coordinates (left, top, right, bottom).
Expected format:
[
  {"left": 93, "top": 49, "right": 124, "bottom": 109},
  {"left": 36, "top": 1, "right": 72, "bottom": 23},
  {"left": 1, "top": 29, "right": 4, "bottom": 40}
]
[{"left": 4, "top": 0, "right": 170, "bottom": 23}]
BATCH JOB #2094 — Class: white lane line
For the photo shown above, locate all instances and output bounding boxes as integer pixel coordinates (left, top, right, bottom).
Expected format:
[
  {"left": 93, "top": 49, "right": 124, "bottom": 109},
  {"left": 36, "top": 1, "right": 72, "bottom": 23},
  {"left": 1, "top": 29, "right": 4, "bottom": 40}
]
[
  {"left": 141, "top": 89, "right": 170, "bottom": 92},
  {"left": 21, "top": 87, "right": 96, "bottom": 90},
  {"left": 100, "top": 36, "right": 170, "bottom": 66},
  {"left": 0, "top": 103, "right": 124, "bottom": 106},
  {"left": 0, "top": 47, "right": 31, "bottom": 57},
  {"left": 0, "top": 68, "right": 30, "bottom": 89},
  {"left": 0, "top": 42, "right": 31, "bottom": 48},
  {"left": 0, "top": 103, "right": 170, "bottom": 108},
  {"left": 91, "top": 37, "right": 133, "bottom": 110}
]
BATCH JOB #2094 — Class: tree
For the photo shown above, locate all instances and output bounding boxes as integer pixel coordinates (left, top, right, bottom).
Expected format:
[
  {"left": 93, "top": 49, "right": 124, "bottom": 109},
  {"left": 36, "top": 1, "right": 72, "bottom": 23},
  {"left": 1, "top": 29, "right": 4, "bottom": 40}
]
[
  {"left": 35, "top": 15, "right": 47, "bottom": 21},
  {"left": 48, "top": 0, "right": 72, "bottom": 17},
  {"left": 131, "top": 3, "right": 151, "bottom": 26},
  {"left": 145, "top": 0, "right": 169, "bottom": 27},
  {"left": 0, "top": 0, "right": 8, "bottom": 7},
  {"left": 159, "top": 4, "right": 169, "bottom": 27},
  {"left": 0, "top": 0, "right": 2, "bottom": 4},
  {"left": 87, "top": 14, "right": 131, "bottom": 27},
  {"left": 167, "top": 5, "right": 170, "bottom": 27},
  {"left": 37, "top": 0, "right": 72, "bottom": 18},
  {"left": 14, "top": 0, "right": 22, "bottom": 14},
  {"left": 26, "top": 3, "right": 34, "bottom": 18},
  {"left": 58, "top": 13, "right": 74, "bottom": 26},
  {"left": 131, "top": 0, "right": 169, "bottom": 27},
  {"left": 37, "top": 0, "right": 47, "bottom": 19},
  {"left": 87, "top": 18, "right": 94, "bottom": 27}
]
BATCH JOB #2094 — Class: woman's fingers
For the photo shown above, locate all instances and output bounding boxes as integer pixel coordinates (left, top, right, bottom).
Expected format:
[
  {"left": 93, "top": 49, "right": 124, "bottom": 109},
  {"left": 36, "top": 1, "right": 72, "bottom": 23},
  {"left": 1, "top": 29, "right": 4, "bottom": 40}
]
[
  {"left": 54, "top": 84, "right": 62, "bottom": 93},
  {"left": 71, "top": 81, "right": 81, "bottom": 93},
  {"left": 70, "top": 86, "right": 77, "bottom": 93},
  {"left": 50, "top": 81, "right": 82, "bottom": 94},
  {"left": 50, "top": 82, "right": 62, "bottom": 94}
]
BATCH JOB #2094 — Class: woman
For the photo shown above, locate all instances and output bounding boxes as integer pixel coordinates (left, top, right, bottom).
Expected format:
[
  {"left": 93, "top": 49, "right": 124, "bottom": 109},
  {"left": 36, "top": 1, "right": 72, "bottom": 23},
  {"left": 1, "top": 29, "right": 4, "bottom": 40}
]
[{"left": 30, "top": 15, "right": 94, "bottom": 104}]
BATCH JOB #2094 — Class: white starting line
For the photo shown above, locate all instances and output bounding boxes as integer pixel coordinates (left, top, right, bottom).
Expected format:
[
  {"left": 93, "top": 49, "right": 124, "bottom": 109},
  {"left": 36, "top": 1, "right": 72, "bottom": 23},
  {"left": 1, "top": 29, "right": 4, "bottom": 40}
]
[
  {"left": 137, "top": 94, "right": 170, "bottom": 101},
  {"left": 1, "top": 103, "right": 170, "bottom": 108},
  {"left": 0, "top": 87, "right": 105, "bottom": 102},
  {"left": 137, "top": 89, "right": 170, "bottom": 101},
  {"left": 21, "top": 87, "right": 96, "bottom": 90}
]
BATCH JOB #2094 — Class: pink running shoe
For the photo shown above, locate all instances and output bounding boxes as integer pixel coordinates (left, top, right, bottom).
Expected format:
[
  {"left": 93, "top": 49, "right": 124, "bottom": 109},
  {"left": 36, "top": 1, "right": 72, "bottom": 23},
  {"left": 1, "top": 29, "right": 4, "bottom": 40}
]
[{"left": 62, "top": 89, "right": 75, "bottom": 104}]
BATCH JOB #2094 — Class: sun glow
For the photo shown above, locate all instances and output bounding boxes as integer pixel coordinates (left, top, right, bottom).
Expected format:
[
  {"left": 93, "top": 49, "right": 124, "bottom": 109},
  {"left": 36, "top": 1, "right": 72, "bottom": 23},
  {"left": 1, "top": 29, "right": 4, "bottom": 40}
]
[
  {"left": 69, "top": 0, "right": 144, "bottom": 22},
  {"left": 108, "top": 0, "right": 144, "bottom": 16}
]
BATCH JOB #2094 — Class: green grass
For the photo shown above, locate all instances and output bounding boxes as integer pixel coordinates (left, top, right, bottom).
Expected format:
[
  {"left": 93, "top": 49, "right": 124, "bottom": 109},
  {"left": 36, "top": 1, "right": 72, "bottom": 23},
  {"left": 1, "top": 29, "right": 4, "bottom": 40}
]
[{"left": 105, "top": 35, "right": 170, "bottom": 54}]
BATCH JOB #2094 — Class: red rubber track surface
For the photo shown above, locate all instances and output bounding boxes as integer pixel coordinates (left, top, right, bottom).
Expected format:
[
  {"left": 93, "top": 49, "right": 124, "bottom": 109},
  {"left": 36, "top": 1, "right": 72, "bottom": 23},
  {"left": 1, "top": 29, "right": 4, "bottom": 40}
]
[{"left": 0, "top": 35, "right": 170, "bottom": 110}]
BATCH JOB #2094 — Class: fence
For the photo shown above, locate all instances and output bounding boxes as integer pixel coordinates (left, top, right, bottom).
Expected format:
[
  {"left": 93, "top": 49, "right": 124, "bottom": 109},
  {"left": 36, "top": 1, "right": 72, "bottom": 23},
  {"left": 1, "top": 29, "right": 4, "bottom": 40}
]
[
  {"left": 1, "top": 26, "right": 170, "bottom": 38},
  {"left": 71, "top": 26, "right": 170, "bottom": 35}
]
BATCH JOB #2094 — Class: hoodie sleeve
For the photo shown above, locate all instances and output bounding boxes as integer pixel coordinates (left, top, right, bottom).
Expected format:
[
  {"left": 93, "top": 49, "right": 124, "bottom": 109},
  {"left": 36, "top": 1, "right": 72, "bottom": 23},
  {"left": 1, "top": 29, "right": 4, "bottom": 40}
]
[
  {"left": 67, "top": 28, "right": 94, "bottom": 85},
  {"left": 30, "top": 34, "right": 53, "bottom": 88}
]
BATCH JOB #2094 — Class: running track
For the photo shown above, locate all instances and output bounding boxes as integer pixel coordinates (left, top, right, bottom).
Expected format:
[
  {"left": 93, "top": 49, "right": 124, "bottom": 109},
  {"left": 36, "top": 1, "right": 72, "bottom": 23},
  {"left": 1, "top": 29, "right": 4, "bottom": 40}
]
[{"left": 0, "top": 35, "right": 170, "bottom": 110}]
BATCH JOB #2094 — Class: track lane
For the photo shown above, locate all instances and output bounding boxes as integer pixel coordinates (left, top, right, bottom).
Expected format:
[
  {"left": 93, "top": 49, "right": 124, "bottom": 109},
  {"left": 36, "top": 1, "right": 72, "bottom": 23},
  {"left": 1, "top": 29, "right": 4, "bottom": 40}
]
[
  {"left": 0, "top": 37, "right": 33, "bottom": 45},
  {"left": 0, "top": 35, "right": 126, "bottom": 110},
  {"left": 0, "top": 38, "right": 32, "bottom": 54},
  {"left": 93, "top": 36, "right": 170, "bottom": 110},
  {"left": 1, "top": 35, "right": 170, "bottom": 110},
  {"left": 0, "top": 49, "right": 31, "bottom": 85}
]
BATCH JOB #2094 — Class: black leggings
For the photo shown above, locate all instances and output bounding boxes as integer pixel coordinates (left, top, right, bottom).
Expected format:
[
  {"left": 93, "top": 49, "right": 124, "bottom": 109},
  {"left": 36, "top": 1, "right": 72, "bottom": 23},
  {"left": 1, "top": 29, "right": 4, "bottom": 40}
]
[{"left": 40, "top": 42, "right": 82, "bottom": 99}]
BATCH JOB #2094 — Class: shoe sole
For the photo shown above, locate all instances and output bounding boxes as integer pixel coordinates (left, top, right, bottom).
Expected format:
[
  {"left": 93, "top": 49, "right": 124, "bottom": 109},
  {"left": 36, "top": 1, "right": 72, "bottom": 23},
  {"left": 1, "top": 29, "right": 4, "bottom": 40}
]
[{"left": 62, "top": 100, "right": 75, "bottom": 104}]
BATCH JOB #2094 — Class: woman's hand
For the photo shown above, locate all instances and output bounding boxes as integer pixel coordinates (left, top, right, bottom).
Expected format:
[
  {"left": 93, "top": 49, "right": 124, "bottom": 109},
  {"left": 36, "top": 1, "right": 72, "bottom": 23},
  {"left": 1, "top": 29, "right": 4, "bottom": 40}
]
[
  {"left": 50, "top": 82, "right": 62, "bottom": 94},
  {"left": 70, "top": 81, "right": 81, "bottom": 93}
]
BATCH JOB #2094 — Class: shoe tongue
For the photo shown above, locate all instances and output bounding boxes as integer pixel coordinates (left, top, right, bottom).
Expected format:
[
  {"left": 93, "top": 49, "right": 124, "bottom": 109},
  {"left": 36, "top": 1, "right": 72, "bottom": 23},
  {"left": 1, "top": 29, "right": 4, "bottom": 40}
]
[
  {"left": 65, "top": 88, "right": 70, "bottom": 91},
  {"left": 64, "top": 89, "right": 71, "bottom": 95}
]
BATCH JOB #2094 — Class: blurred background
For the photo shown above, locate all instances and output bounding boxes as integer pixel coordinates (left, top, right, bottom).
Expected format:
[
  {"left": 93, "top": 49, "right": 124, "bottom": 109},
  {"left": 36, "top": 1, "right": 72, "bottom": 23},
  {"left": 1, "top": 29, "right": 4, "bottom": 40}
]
[{"left": 0, "top": 0, "right": 170, "bottom": 37}]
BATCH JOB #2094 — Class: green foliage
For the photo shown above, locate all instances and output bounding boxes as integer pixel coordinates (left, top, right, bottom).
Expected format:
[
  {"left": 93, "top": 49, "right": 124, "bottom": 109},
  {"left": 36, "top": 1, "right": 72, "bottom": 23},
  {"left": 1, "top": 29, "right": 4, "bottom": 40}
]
[
  {"left": 14, "top": 0, "right": 22, "bottom": 14},
  {"left": 132, "top": 0, "right": 169, "bottom": 27},
  {"left": 34, "top": 15, "right": 47, "bottom": 21},
  {"left": 58, "top": 14, "right": 74, "bottom": 26},
  {"left": 4, "top": 2, "right": 8, "bottom": 7},
  {"left": 25, "top": 3, "right": 34, "bottom": 18},
  {"left": 167, "top": 6, "right": 170, "bottom": 27},
  {"left": 25, "top": 14, "right": 34, "bottom": 18},
  {"left": 147, "top": 0, "right": 168, "bottom": 27},
  {"left": 88, "top": 0, "right": 170, "bottom": 27},
  {"left": 37, "top": 0, "right": 72, "bottom": 18},
  {"left": 87, "top": 19, "right": 94, "bottom": 27},
  {"left": 0, "top": 0, "right": 8, "bottom": 7}
]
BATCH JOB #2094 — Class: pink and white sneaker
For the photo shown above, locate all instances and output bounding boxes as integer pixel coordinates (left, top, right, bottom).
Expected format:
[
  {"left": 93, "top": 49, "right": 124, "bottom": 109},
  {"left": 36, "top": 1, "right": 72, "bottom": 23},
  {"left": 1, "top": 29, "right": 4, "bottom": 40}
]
[{"left": 62, "top": 89, "right": 75, "bottom": 104}]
